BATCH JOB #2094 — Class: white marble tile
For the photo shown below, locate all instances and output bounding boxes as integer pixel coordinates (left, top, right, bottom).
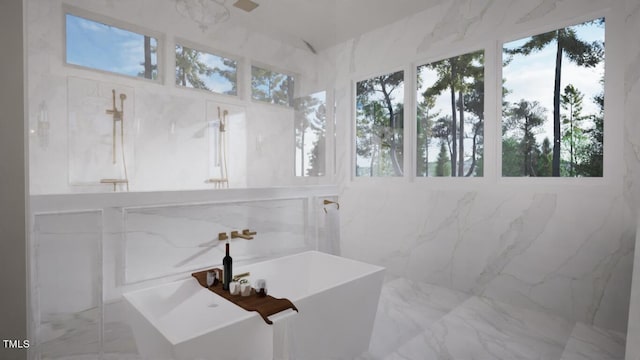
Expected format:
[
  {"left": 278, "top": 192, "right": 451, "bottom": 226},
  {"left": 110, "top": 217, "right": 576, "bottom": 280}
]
[
  {"left": 560, "top": 322, "right": 626, "bottom": 360},
  {"left": 367, "top": 278, "right": 470, "bottom": 359},
  {"left": 123, "top": 198, "right": 310, "bottom": 283},
  {"left": 390, "top": 295, "right": 574, "bottom": 360},
  {"left": 34, "top": 211, "right": 103, "bottom": 359}
]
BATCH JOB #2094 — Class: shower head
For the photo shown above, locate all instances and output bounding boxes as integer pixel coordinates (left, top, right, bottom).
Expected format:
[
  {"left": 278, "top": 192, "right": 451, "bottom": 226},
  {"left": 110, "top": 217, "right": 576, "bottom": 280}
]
[{"left": 120, "top": 94, "right": 127, "bottom": 100}]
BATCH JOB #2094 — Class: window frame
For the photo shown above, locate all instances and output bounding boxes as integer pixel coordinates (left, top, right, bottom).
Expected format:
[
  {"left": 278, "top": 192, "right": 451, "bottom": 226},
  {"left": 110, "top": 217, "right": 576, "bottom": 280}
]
[
  {"left": 173, "top": 38, "right": 242, "bottom": 98},
  {"left": 413, "top": 47, "right": 488, "bottom": 180},
  {"left": 249, "top": 61, "right": 297, "bottom": 108},
  {"left": 496, "top": 11, "right": 611, "bottom": 185},
  {"left": 350, "top": 65, "right": 411, "bottom": 180},
  {"left": 62, "top": 5, "right": 165, "bottom": 84}
]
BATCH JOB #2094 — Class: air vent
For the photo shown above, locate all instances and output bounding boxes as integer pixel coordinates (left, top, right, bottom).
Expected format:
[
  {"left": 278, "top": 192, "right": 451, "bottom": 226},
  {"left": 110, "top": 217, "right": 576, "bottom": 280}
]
[{"left": 233, "top": 0, "right": 259, "bottom": 12}]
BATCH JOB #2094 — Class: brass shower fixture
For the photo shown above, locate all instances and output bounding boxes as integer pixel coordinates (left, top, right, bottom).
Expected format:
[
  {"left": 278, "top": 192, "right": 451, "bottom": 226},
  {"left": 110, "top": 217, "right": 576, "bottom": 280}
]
[
  {"left": 105, "top": 89, "right": 126, "bottom": 164},
  {"left": 102, "top": 89, "right": 130, "bottom": 192}
]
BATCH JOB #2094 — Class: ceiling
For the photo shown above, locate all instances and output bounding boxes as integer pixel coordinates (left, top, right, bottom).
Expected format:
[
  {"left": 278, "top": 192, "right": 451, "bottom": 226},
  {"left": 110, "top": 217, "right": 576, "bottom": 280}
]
[{"left": 225, "top": 0, "right": 444, "bottom": 52}]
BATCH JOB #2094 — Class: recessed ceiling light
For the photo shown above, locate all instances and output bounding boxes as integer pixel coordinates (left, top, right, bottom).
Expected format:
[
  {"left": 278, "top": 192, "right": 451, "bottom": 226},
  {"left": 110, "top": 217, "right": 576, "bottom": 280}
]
[{"left": 233, "top": 0, "right": 259, "bottom": 12}]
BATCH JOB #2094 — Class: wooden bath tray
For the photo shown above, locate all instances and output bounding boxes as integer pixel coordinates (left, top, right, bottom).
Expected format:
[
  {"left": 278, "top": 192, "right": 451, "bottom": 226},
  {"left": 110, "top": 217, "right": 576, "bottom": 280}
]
[{"left": 192, "top": 269, "right": 298, "bottom": 325}]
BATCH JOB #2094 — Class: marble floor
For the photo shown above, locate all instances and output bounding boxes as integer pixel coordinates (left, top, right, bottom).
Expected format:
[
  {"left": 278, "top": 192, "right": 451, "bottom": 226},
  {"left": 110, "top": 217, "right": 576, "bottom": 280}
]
[
  {"left": 37, "top": 277, "right": 627, "bottom": 360},
  {"left": 359, "top": 277, "right": 627, "bottom": 360}
]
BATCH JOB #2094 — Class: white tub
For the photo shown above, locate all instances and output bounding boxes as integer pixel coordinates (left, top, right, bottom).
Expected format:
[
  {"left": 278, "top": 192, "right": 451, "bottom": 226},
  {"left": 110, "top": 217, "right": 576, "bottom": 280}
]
[
  {"left": 124, "top": 251, "right": 385, "bottom": 359},
  {"left": 244, "top": 251, "right": 385, "bottom": 359}
]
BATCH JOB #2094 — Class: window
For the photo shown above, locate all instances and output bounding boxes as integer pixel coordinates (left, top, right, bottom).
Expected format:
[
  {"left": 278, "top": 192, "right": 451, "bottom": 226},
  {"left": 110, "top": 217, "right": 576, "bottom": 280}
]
[
  {"left": 502, "top": 18, "right": 605, "bottom": 177},
  {"left": 355, "top": 70, "right": 404, "bottom": 177},
  {"left": 251, "top": 65, "right": 295, "bottom": 106},
  {"left": 416, "top": 50, "right": 484, "bottom": 177},
  {"left": 294, "top": 91, "right": 327, "bottom": 177},
  {"left": 65, "top": 13, "right": 158, "bottom": 80},
  {"left": 175, "top": 44, "right": 238, "bottom": 95}
]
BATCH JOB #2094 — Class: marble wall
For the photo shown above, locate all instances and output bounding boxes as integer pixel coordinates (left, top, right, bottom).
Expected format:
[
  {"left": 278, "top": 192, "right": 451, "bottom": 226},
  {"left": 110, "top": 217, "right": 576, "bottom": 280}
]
[
  {"left": 334, "top": 0, "right": 640, "bottom": 333},
  {"left": 626, "top": 218, "right": 640, "bottom": 360},
  {"left": 27, "top": 0, "right": 334, "bottom": 194}
]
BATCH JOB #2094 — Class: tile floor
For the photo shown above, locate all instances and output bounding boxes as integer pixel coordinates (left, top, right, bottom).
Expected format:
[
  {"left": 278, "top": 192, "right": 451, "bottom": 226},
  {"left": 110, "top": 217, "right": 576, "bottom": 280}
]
[
  {"left": 37, "top": 277, "right": 627, "bottom": 359},
  {"left": 359, "top": 277, "right": 627, "bottom": 360}
]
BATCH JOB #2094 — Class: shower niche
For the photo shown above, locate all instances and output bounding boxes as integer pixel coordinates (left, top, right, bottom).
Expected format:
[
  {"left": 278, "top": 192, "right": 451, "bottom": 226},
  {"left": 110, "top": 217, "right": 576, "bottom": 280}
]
[{"left": 67, "top": 77, "right": 135, "bottom": 191}]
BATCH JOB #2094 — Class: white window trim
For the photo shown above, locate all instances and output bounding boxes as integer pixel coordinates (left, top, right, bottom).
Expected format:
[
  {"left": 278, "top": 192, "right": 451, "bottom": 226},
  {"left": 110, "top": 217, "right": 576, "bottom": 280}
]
[
  {"left": 249, "top": 61, "right": 298, "bottom": 108},
  {"left": 412, "top": 46, "right": 489, "bottom": 183},
  {"left": 350, "top": 66, "right": 409, "bottom": 181},
  {"left": 348, "top": 9, "right": 616, "bottom": 189},
  {"left": 495, "top": 9, "right": 613, "bottom": 187},
  {"left": 62, "top": 4, "right": 165, "bottom": 84},
  {"left": 173, "top": 37, "right": 243, "bottom": 98}
]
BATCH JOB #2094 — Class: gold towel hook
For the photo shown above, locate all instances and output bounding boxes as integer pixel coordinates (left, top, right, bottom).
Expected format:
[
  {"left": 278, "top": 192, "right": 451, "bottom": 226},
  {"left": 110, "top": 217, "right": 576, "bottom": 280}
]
[{"left": 323, "top": 200, "right": 339, "bottom": 213}]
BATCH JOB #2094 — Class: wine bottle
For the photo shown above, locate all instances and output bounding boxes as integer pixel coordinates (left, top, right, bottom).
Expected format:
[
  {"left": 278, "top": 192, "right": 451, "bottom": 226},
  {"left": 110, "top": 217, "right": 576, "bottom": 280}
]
[{"left": 223, "top": 243, "right": 232, "bottom": 291}]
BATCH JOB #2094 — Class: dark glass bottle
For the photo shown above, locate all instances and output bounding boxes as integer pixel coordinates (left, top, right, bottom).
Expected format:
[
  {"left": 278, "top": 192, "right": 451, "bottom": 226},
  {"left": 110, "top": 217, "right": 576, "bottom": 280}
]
[{"left": 223, "top": 243, "right": 232, "bottom": 291}]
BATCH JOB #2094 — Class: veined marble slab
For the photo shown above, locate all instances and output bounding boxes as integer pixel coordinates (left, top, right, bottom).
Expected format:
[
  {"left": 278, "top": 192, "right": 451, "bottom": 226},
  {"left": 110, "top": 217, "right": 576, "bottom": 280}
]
[
  {"left": 560, "top": 322, "right": 626, "bottom": 360},
  {"left": 368, "top": 278, "right": 470, "bottom": 359},
  {"left": 390, "top": 295, "right": 574, "bottom": 360}
]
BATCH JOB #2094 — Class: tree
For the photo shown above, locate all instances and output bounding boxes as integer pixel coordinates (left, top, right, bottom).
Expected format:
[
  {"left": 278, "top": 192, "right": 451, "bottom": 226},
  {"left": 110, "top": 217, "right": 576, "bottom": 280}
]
[
  {"left": 504, "top": 100, "right": 546, "bottom": 176},
  {"left": 423, "top": 59, "right": 458, "bottom": 175},
  {"left": 138, "top": 36, "right": 157, "bottom": 79},
  {"left": 432, "top": 116, "right": 453, "bottom": 169},
  {"left": 560, "top": 84, "right": 587, "bottom": 176},
  {"left": 537, "top": 137, "right": 553, "bottom": 176},
  {"left": 502, "top": 136, "right": 524, "bottom": 176},
  {"left": 576, "top": 84, "right": 604, "bottom": 176},
  {"left": 143, "top": 36, "right": 154, "bottom": 79},
  {"left": 356, "top": 71, "right": 404, "bottom": 176},
  {"left": 436, "top": 142, "right": 451, "bottom": 176},
  {"left": 294, "top": 95, "right": 324, "bottom": 176},
  {"left": 505, "top": 20, "right": 604, "bottom": 176},
  {"left": 422, "top": 51, "right": 483, "bottom": 176},
  {"left": 462, "top": 64, "right": 485, "bottom": 177},
  {"left": 356, "top": 100, "right": 384, "bottom": 176},
  {"left": 252, "top": 67, "right": 293, "bottom": 106},
  {"left": 175, "top": 45, "right": 215, "bottom": 90},
  {"left": 416, "top": 94, "right": 438, "bottom": 176},
  {"left": 213, "top": 58, "right": 238, "bottom": 95}
]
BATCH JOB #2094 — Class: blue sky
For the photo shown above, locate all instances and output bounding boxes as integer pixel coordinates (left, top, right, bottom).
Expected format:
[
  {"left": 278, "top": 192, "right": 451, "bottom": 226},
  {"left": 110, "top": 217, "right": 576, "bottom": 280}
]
[
  {"left": 67, "top": 14, "right": 238, "bottom": 94},
  {"left": 502, "top": 19, "right": 605, "bottom": 142},
  {"left": 66, "top": 14, "right": 157, "bottom": 77}
]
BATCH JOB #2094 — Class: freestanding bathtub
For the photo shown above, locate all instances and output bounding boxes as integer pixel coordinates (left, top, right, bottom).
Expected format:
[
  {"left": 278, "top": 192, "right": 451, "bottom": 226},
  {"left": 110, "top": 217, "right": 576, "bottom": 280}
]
[{"left": 124, "top": 250, "right": 385, "bottom": 359}]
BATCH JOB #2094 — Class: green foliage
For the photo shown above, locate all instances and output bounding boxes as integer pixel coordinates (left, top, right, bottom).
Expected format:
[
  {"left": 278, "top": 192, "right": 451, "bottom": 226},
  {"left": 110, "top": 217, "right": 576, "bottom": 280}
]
[
  {"left": 416, "top": 93, "right": 438, "bottom": 176},
  {"left": 502, "top": 136, "right": 524, "bottom": 176},
  {"left": 504, "top": 100, "right": 546, "bottom": 176},
  {"left": 417, "top": 50, "right": 484, "bottom": 177},
  {"left": 576, "top": 88, "right": 604, "bottom": 176},
  {"left": 560, "top": 84, "right": 588, "bottom": 176},
  {"left": 214, "top": 58, "right": 238, "bottom": 95},
  {"left": 294, "top": 94, "right": 326, "bottom": 176},
  {"left": 536, "top": 137, "right": 553, "bottom": 176},
  {"left": 504, "top": 18, "right": 604, "bottom": 176},
  {"left": 251, "top": 66, "right": 294, "bottom": 106},
  {"left": 175, "top": 45, "right": 215, "bottom": 90},
  {"left": 355, "top": 71, "right": 404, "bottom": 176},
  {"left": 436, "top": 142, "right": 451, "bottom": 177}
]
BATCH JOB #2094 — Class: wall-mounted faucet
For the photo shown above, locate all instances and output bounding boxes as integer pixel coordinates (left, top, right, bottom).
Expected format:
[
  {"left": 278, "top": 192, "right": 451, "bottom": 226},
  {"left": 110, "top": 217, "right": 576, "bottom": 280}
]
[
  {"left": 231, "top": 229, "right": 257, "bottom": 240},
  {"left": 218, "top": 229, "right": 257, "bottom": 240}
]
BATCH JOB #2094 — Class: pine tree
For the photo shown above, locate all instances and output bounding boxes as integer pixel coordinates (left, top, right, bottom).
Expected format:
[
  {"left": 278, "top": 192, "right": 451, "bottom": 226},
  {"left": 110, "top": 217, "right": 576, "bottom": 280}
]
[
  {"left": 505, "top": 19, "right": 604, "bottom": 176},
  {"left": 436, "top": 142, "right": 451, "bottom": 177}
]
